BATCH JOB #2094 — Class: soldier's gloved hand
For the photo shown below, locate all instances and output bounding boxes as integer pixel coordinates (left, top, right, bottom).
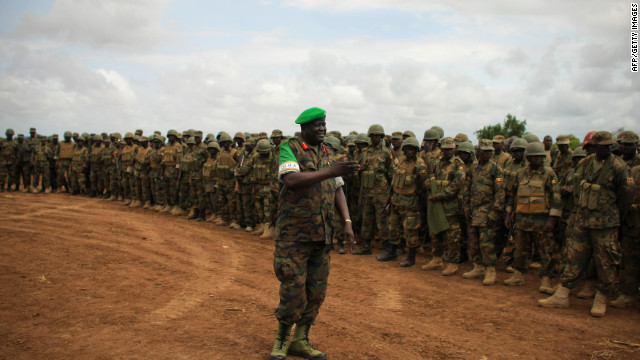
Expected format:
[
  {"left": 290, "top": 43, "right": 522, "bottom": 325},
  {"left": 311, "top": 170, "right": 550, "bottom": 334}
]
[{"left": 328, "top": 160, "right": 360, "bottom": 177}]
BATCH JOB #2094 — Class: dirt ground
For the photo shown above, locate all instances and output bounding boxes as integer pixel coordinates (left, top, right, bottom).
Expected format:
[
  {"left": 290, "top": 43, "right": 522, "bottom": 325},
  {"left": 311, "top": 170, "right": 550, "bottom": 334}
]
[{"left": 1, "top": 192, "right": 639, "bottom": 360}]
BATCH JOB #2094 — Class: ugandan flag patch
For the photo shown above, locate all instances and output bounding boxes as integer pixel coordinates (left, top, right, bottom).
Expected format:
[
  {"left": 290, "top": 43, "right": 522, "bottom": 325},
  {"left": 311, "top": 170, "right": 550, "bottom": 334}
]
[
  {"left": 628, "top": 177, "right": 635, "bottom": 184},
  {"left": 552, "top": 179, "right": 558, "bottom": 184},
  {"left": 496, "top": 178, "right": 503, "bottom": 183}
]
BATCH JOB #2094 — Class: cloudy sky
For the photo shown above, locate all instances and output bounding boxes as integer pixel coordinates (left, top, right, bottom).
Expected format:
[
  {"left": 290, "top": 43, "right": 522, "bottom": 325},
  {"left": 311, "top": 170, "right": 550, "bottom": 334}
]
[{"left": 0, "top": 0, "right": 637, "bottom": 141}]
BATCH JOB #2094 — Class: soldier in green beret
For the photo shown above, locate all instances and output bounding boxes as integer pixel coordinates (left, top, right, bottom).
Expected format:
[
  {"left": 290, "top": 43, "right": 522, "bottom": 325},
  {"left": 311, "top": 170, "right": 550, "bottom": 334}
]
[{"left": 269, "top": 107, "right": 358, "bottom": 360}]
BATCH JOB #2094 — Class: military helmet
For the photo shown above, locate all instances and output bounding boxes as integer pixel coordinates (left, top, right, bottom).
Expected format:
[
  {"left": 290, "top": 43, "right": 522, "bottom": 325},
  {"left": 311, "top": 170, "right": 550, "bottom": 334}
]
[
  {"left": 166, "top": 129, "right": 179, "bottom": 138},
  {"left": 430, "top": 126, "right": 444, "bottom": 139},
  {"left": 135, "top": 129, "right": 143, "bottom": 136},
  {"left": 454, "top": 133, "right": 469, "bottom": 144},
  {"left": 77, "top": 136, "right": 86, "bottom": 142},
  {"left": 6, "top": 128, "right": 14, "bottom": 135},
  {"left": 401, "top": 136, "right": 420, "bottom": 149},
  {"left": 64, "top": 131, "right": 72, "bottom": 137},
  {"left": 218, "top": 133, "right": 233, "bottom": 142},
  {"left": 391, "top": 131, "right": 403, "bottom": 140},
  {"left": 522, "top": 133, "right": 540, "bottom": 144},
  {"left": 324, "top": 136, "right": 341, "bottom": 151},
  {"left": 234, "top": 132, "right": 246, "bottom": 140},
  {"left": 457, "top": 141, "right": 475, "bottom": 154},
  {"left": 592, "top": 131, "right": 614, "bottom": 145},
  {"left": 510, "top": 138, "right": 528, "bottom": 150},
  {"left": 73, "top": 132, "right": 79, "bottom": 137},
  {"left": 571, "top": 147, "right": 587, "bottom": 159},
  {"left": 185, "top": 129, "right": 195, "bottom": 137},
  {"left": 423, "top": 129, "right": 439, "bottom": 141},
  {"left": 367, "top": 124, "right": 385, "bottom": 136},
  {"left": 355, "top": 133, "right": 370, "bottom": 144},
  {"left": 256, "top": 139, "right": 272, "bottom": 153},
  {"left": 403, "top": 130, "right": 416, "bottom": 139},
  {"left": 17, "top": 134, "right": 24, "bottom": 139},
  {"left": 113, "top": 132, "right": 122, "bottom": 140},
  {"left": 525, "top": 142, "right": 546, "bottom": 157},
  {"left": 186, "top": 137, "right": 196, "bottom": 145},
  {"left": 93, "top": 134, "right": 102, "bottom": 141},
  {"left": 207, "top": 141, "right": 221, "bottom": 150},
  {"left": 124, "top": 132, "right": 134, "bottom": 139}
]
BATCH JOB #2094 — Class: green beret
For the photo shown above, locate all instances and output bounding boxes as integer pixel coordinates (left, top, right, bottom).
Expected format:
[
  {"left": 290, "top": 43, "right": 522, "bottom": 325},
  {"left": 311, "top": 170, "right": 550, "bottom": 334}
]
[{"left": 295, "top": 107, "right": 326, "bottom": 125}]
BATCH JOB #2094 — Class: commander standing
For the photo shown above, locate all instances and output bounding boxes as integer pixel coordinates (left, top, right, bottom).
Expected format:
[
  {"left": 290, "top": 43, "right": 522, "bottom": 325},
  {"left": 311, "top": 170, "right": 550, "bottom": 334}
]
[{"left": 270, "top": 107, "right": 358, "bottom": 360}]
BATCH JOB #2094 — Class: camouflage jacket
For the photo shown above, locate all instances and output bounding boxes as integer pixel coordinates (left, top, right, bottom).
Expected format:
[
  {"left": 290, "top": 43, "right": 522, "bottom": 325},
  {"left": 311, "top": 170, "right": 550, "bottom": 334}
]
[
  {"left": 235, "top": 148, "right": 254, "bottom": 186},
  {"left": 503, "top": 158, "right": 528, "bottom": 195},
  {"left": 16, "top": 141, "right": 31, "bottom": 164},
  {"left": 0, "top": 139, "right": 17, "bottom": 165},
  {"left": 120, "top": 144, "right": 138, "bottom": 167},
  {"left": 71, "top": 147, "right": 89, "bottom": 171},
  {"left": 491, "top": 151, "right": 511, "bottom": 170},
  {"left": 162, "top": 142, "right": 183, "bottom": 167},
  {"left": 553, "top": 150, "right": 573, "bottom": 180},
  {"left": 574, "top": 153, "right": 634, "bottom": 229},
  {"left": 34, "top": 142, "right": 53, "bottom": 166},
  {"left": 429, "top": 155, "right": 465, "bottom": 215},
  {"left": 276, "top": 137, "right": 337, "bottom": 244},
  {"left": 215, "top": 148, "right": 239, "bottom": 186},
  {"left": 622, "top": 165, "right": 640, "bottom": 231},
  {"left": 506, "top": 166, "right": 562, "bottom": 231},
  {"left": 251, "top": 151, "right": 275, "bottom": 187},
  {"left": 359, "top": 143, "right": 393, "bottom": 196},
  {"left": 464, "top": 161, "right": 505, "bottom": 226},
  {"left": 625, "top": 154, "right": 640, "bottom": 169},
  {"left": 134, "top": 146, "right": 151, "bottom": 175},
  {"left": 90, "top": 145, "right": 105, "bottom": 167}
]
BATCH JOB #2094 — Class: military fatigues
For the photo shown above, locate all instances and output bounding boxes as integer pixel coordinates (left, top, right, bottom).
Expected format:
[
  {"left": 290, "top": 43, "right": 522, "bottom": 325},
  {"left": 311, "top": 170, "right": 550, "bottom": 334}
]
[
  {"left": 428, "top": 155, "right": 465, "bottom": 264},
  {"left": 358, "top": 143, "right": 393, "bottom": 250},
  {"left": 89, "top": 144, "right": 105, "bottom": 196},
  {"left": 32, "top": 142, "right": 53, "bottom": 191},
  {"left": 149, "top": 146, "right": 164, "bottom": 207},
  {"left": 188, "top": 143, "right": 208, "bottom": 212},
  {"left": 506, "top": 166, "right": 562, "bottom": 277},
  {"left": 617, "top": 165, "right": 640, "bottom": 297},
  {"left": 274, "top": 137, "right": 337, "bottom": 325},
  {"left": 102, "top": 142, "right": 116, "bottom": 197},
  {"left": 559, "top": 153, "right": 634, "bottom": 294},
  {"left": 120, "top": 143, "right": 138, "bottom": 201},
  {"left": 57, "top": 141, "right": 74, "bottom": 192},
  {"left": 202, "top": 153, "right": 218, "bottom": 216},
  {"left": 162, "top": 142, "right": 182, "bottom": 208},
  {"left": 134, "top": 145, "right": 152, "bottom": 205},
  {"left": 464, "top": 161, "right": 505, "bottom": 267},
  {"left": 16, "top": 141, "right": 31, "bottom": 190},
  {"left": 178, "top": 147, "right": 193, "bottom": 210},
  {"left": 252, "top": 150, "right": 276, "bottom": 225},
  {"left": 389, "top": 156, "right": 426, "bottom": 249},
  {"left": 0, "top": 139, "right": 18, "bottom": 191},
  {"left": 492, "top": 151, "right": 511, "bottom": 170},
  {"left": 216, "top": 147, "right": 239, "bottom": 223},
  {"left": 70, "top": 146, "right": 89, "bottom": 194}
]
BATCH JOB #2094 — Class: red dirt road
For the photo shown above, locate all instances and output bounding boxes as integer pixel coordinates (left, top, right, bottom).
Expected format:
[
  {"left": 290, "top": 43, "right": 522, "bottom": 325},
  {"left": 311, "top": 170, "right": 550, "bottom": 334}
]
[{"left": 1, "top": 193, "right": 639, "bottom": 359}]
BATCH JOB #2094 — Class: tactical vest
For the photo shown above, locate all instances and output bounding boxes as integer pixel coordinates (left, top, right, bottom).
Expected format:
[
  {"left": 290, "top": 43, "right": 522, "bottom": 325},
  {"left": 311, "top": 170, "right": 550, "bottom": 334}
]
[
  {"left": 162, "top": 143, "right": 181, "bottom": 166},
  {"left": 149, "top": 148, "right": 163, "bottom": 170},
  {"left": 202, "top": 157, "right": 217, "bottom": 180},
  {"left": 276, "top": 138, "right": 336, "bottom": 243},
  {"left": 101, "top": 145, "right": 114, "bottom": 166},
  {"left": 121, "top": 145, "right": 137, "bottom": 166},
  {"left": 468, "top": 162, "right": 498, "bottom": 209},
  {"left": 90, "top": 146, "right": 103, "bottom": 164},
  {"left": 515, "top": 167, "right": 552, "bottom": 214},
  {"left": 391, "top": 160, "right": 417, "bottom": 195},
  {"left": 71, "top": 148, "right": 87, "bottom": 168},
  {"left": 134, "top": 147, "right": 150, "bottom": 171},
  {"left": 216, "top": 149, "right": 237, "bottom": 180},
  {"left": 253, "top": 152, "right": 273, "bottom": 184},
  {"left": 180, "top": 150, "right": 194, "bottom": 173},
  {"left": 360, "top": 145, "right": 390, "bottom": 189},
  {"left": 58, "top": 142, "right": 74, "bottom": 159}
]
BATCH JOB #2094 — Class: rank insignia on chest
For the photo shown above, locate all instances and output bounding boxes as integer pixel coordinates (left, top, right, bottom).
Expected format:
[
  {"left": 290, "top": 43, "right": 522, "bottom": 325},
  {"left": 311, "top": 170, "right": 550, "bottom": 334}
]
[
  {"left": 628, "top": 177, "right": 635, "bottom": 184},
  {"left": 495, "top": 178, "right": 503, "bottom": 182}
]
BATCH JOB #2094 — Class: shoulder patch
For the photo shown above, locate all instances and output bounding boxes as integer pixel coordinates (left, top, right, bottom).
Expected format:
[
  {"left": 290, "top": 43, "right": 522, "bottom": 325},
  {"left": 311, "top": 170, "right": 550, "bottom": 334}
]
[{"left": 495, "top": 177, "right": 503, "bottom": 183}]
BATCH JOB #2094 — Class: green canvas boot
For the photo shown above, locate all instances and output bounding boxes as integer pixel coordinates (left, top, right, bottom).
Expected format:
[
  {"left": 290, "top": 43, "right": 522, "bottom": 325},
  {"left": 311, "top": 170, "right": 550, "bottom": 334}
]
[
  {"left": 288, "top": 324, "right": 326, "bottom": 360},
  {"left": 270, "top": 322, "right": 293, "bottom": 360}
]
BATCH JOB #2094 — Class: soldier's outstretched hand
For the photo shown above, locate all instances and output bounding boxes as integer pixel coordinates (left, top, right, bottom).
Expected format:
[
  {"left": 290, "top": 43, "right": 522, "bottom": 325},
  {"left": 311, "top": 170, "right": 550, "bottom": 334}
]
[{"left": 329, "top": 160, "right": 360, "bottom": 178}]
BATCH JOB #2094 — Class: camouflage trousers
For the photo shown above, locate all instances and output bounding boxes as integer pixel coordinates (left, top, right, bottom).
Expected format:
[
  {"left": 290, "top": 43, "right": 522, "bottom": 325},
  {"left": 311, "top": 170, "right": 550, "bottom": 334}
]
[
  {"left": 69, "top": 167, "right": 87, "bottom": 194},
  {"left": 389, "top": 193, "right": 421, "bottom": 248},
  {"left": 31, "top": 162, "right": 50, "bottom": 190},
  {"left": 273, "top": 241, "right": 330, "bottom": 326},
  {"left": 102, "top": 165, "right": 114, "bottom": 195},
  {"left": 189, "top": 177, "right": 204, "bottom": 210},
  {"left": 203, "top": 180, "right": 217, "bottom": 215},
  {"left": 178, "top": 175, "right": 190, "bottom": 210},
  {"left": 360, "top": 192, "right": 389, "bottom": 243},
  {"left": 0, "top": 162, "right": 17, "bottom": 190},
  {"left": 217, "top": 182, "right": 237, "bottom": 222},
  {"left": 513, "top": 229, "right": 556, "bottom": 277},
  {"left": 253, "top": 184, "right": 272, "bottom": 224},
  {"left": 163, "top": 166, "right": 179, "bottom": 206},
  {"left": 49, "top": 165, "right": 57, "bottom": 191},
  {"left": 136, "top": 174, "right": 151, "bottom": 203},
  {"left": 468, "top": 225, "right": 498, "bottom": 267},
  {"left": 129, "top": 170, "right": 138, "bottom": 201},
  {"left": 431, "top": 215, "right": 462, "bottom": 263},
  {"left": 90, "top": 165, "right": 103, "bottom": 194},
  {"left": 236, "top": 184, "right": 255, "bottom": 227},
  {"left": 150, "top": 169, "right": 164, "bottom": 206},
  {"left": 618, "top": 224, "right": 640, "bottom": 295},
  {"left": 19, "top": 162, "right": 31, "bottom": 189},
  {"left": 120, "top": 170, "right": 132, "bottom": 199},
  {"left": 57, "top": 159, "right": 72, "bottom": 191},
  {"left": 560, "top": 225, "right": 621, "bottom": 294}
]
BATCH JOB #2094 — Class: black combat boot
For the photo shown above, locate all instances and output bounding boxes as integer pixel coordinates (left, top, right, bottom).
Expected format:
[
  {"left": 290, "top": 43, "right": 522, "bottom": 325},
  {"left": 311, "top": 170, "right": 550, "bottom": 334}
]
[
  {"left": 400, "top": 247, "right": 417, "bottom": 267},
  {"left": 376, "top": 242, "right": 398, "bottom": 262},
  {"left": 188, "top": 208, "right": 200, "bottom": 220},
  {"left": 352, "top": 240, "right": 372, "bottom": 255},
  {"left": 197, "top": 209, "right": 206, "bottom": 222}
]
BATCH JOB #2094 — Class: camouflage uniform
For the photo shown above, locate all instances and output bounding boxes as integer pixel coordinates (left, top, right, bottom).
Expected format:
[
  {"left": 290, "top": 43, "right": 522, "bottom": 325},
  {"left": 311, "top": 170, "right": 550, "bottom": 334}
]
[
  {"left": 559, "top": 145, "right": 634, "bottom": 294},
  {"left": 149, "top": 140, "right": 165, "bottom": 207},
  {"left": 134, "top": 142, "right": 152, "bottom": 206},
  {"left": 89, "top": 140, "right": 105, "bottom": 196},
  {"left": 120, "top": 138, "right": 138, "bottom": 203},
  {"left": 273, "top": 135, "right": 337, "bottom": 326},
  {"left": 32, "top": 139, "right": 53, "bottom": 192},
  {"left": 251, "top": 145, "right": 276, "bottom": 226},
  {"left": 70, "top": 141, "right": 89, "bottom": 194},
  {"left": 0, "top": 133, "right": 18, "bottom": 191},
  {"left": 464, "top": 158, "right": 505, "bottom": 268},
  {"left": 616, "top": 165, "right": 640, "bottom": 298},
  {"left": 188, "top": 140, "right": 208, "bottom": 214},
  {"left": 178, "top": 145, "right": 193, "bottom": 211},
  {"left": 506, "top": 162, "right": 562, "bottom": 279},
  {"left": 491, "top": 135, "right": 511, "bottom": 170},
  {"left": 357, "top": 139, "right": 393, "bottom": 252},
  {"left": 16, "top": 137, "right": 31, "bottom": 191},
  {"left": 102, "top": 139, "right": 117, "bottom": 197},
  {"left": 215, "top": 144, "right": 239, "bottom": 224},
  {"left": 161, "top": 139, "right": 183, "bottom": 209},
  {"left": 235, "top": 144, "right": 256, "bottom": 229},
  {"left": 389, "top": 155, "right": 427, "bottom": 249},
  {"left": 49, "top": 137, "right": 59, "bottom": 191},
  {"left": 427, "top": 140, "right": 465, "bottom": 266},
  {"left": 202, "top": 145, "right": 219, "bottom": 217}
]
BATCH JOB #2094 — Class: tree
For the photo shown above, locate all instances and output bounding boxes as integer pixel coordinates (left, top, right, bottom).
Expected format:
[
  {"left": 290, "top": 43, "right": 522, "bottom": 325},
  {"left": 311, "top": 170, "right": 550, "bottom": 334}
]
[{"left": 474, "top": 114, "right": 527, "bottom": 140}]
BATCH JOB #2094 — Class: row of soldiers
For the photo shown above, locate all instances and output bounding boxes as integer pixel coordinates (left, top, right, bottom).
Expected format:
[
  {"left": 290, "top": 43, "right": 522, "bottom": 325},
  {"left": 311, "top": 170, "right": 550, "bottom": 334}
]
[{"left": 1, "top": 125, "right": 638, "bottom": 318}]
